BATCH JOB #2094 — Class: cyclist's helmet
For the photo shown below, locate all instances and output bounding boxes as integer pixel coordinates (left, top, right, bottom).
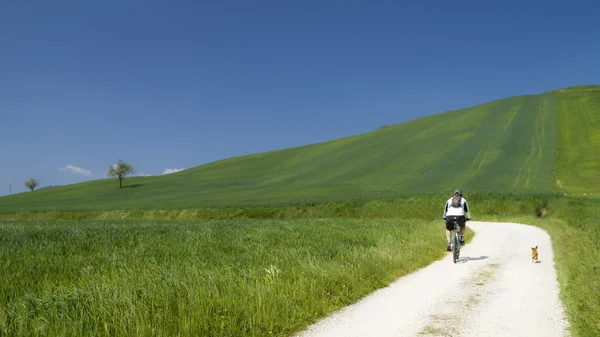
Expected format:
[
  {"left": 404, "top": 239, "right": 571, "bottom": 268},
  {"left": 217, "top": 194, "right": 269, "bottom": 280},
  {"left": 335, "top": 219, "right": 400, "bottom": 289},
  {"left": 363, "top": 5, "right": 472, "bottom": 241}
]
[{"left": 453, "top": 189, "right": 463, "bottom": 196}]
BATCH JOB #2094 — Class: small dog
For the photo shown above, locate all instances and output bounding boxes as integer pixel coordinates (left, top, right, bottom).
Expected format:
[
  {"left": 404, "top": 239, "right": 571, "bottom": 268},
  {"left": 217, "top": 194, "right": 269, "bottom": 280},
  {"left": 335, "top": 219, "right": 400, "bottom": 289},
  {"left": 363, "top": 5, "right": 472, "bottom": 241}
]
[{"left": 531, "top": 245, "right": 538, "bottom": 262}]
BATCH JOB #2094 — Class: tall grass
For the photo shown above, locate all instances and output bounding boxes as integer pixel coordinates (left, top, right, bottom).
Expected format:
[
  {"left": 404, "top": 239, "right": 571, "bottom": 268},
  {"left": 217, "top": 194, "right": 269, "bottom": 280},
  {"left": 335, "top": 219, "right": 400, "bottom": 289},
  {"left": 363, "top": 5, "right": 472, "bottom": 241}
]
[
  {"left": 0, "top": 218, "right": 462, "bottom": 337},
  {"left": 0, "top": 193, "right": 598, "bottom": 335}
]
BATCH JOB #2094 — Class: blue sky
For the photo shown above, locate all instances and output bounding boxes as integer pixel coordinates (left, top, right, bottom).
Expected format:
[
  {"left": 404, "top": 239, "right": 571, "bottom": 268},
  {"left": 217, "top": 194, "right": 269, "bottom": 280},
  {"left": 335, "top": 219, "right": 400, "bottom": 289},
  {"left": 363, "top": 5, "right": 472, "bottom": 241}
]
[{"left": 1, "top": 1, "right": 599, "bottom": 195}]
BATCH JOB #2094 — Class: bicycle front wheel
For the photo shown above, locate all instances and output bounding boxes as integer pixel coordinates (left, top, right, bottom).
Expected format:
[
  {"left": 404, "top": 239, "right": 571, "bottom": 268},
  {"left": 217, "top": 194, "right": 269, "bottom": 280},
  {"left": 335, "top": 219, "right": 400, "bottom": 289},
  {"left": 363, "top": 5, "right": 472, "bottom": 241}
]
[{"left": 453, "top": 233, "right": 460, "bottom": 263}]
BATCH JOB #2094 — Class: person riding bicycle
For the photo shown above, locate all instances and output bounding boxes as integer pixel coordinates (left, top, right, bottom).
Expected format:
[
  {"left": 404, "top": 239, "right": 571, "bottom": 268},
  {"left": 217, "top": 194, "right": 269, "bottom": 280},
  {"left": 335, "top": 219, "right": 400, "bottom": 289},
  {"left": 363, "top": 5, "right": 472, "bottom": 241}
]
[{"left": 442, "top": 189, "right": 471, "bottom": 251}]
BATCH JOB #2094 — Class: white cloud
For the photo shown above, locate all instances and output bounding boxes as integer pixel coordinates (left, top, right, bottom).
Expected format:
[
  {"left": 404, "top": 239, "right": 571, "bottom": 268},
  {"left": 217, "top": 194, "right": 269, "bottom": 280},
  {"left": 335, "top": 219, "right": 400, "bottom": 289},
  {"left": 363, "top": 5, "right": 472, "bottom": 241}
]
[
  {"left": 163, "top": 168, "right": 185, "bottom": 175},
  {"left": 59, "top": 165, "right": 92, "bottom": 176},
  {"left": 137, "top": 172, "right": 151, "bottom": 177}
]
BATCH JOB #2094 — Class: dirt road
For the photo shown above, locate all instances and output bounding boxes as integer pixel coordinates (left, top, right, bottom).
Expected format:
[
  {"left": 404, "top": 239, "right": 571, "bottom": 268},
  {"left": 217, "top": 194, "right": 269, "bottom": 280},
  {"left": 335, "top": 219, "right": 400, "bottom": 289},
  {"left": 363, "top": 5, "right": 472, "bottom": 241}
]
[{"left": 295, "top": 221, "right": 570, "bottom": 337}]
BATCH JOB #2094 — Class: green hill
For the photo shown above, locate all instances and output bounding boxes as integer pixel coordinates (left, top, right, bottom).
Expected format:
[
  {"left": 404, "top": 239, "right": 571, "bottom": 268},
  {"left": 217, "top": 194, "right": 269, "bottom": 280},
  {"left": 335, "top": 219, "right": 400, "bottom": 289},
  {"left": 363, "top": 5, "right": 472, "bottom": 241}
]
[{"left": 2, "top": 85, "right": 600, "bottom": 212}]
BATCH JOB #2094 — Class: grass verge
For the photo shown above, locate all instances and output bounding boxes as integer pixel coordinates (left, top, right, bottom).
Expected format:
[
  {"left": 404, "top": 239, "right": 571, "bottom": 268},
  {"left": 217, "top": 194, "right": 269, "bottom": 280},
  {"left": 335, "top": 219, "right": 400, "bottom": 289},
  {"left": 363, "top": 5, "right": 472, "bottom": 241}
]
[{"left": 536, "top": 217, "right": 600, "bottom": 337}]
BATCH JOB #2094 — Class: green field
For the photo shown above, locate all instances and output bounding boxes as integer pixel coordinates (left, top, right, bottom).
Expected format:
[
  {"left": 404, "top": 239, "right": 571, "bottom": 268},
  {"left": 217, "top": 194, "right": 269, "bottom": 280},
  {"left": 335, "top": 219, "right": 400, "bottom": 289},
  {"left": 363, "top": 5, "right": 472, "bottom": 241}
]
[
  {"left": 1, "top": 85, "right": 600, "bottom": 336},
  {"left": 0, "top": 218, "right": 461, "bottom": 336},
  {"left": 1, "top": 196, "right": 598, "bottom": 336},
  {"left": 2, "top": 85, "right": 600, "bottom": 212}
]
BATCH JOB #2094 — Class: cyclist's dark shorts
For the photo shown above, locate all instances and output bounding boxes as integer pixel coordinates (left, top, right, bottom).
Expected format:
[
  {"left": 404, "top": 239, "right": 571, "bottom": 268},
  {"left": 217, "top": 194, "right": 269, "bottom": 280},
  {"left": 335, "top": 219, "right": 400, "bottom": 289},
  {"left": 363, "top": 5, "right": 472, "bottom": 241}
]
[{"left": 445, "top": 215, "right": 466, "bottom": 230}]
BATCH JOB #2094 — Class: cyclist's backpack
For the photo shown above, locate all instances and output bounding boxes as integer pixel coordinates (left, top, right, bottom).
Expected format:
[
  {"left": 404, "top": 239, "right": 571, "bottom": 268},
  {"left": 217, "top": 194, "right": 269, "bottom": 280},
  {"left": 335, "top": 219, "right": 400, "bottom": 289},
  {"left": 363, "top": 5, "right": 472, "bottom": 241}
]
[{"left": 451, "top": 195, "right": 462, "bottom": 208}]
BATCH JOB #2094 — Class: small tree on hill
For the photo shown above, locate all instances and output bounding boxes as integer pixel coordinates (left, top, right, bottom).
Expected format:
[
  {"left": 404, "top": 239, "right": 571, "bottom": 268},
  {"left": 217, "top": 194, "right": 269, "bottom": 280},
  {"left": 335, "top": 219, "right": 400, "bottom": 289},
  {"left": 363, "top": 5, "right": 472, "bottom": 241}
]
[
  {"left": 108, "top": 160, "right": 135, "bottom": 189},
  {"left": 24, "top": 178, "right": 39, "bottom": 191}
]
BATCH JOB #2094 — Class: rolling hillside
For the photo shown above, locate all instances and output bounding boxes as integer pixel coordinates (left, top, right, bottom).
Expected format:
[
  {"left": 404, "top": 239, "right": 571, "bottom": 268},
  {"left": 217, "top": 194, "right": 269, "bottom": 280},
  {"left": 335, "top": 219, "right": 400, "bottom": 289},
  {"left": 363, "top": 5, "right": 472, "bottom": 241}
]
[{"left": 1, "top": 85, "right": 600, "bottom": 212}]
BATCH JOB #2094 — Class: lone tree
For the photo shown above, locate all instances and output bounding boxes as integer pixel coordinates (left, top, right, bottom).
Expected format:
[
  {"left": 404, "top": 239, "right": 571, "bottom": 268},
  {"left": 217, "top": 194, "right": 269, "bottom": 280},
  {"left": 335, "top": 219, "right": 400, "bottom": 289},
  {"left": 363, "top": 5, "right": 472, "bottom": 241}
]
[
  {"left": 108, "top": 160, "right": 135, "bottom": 189},
  {"left": 24, "top": 178, "right": 39, "bottom": 191}
]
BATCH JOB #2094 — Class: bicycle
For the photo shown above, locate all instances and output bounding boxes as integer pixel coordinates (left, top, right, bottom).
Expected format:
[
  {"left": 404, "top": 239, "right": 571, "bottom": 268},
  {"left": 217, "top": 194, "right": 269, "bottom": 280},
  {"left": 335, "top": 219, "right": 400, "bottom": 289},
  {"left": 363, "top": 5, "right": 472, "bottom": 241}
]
[{"left": 450, "top": 219, "right": 461, "bottom": 263}]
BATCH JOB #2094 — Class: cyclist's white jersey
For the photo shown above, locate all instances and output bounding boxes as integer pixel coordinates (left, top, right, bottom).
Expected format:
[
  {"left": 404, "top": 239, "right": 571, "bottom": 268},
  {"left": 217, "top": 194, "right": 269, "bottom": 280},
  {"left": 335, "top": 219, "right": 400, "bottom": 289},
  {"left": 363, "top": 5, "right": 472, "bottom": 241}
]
[{"left": 443, "top": 197, "right": 471, "bottom": 219}]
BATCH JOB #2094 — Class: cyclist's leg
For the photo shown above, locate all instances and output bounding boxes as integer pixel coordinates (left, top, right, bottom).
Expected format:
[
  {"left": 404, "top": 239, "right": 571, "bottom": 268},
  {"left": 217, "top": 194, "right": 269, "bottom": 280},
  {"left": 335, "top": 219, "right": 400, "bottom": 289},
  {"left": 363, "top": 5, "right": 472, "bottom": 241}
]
[
  {"left": 445, "top": 218, "right": 454, "bottom": 250},
  {"left": 458, "top": 216, "right": 466, "bottom": 243}
]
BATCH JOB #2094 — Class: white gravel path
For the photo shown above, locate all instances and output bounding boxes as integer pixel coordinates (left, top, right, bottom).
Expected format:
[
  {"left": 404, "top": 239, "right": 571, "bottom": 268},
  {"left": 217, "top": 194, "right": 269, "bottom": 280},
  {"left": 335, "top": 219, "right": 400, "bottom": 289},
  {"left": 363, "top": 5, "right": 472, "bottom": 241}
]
[{"left": 294, "top": 221, "right": 571, "bottom": 337}]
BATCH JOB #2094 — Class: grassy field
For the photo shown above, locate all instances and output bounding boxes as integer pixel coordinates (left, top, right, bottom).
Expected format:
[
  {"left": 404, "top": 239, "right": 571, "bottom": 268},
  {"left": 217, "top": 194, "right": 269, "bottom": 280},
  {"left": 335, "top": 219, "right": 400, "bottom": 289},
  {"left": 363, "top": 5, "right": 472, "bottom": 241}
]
[
  {"left": 1, "top": 195, "right": 598, "bottom": 336},
  {"left": 4, "top": 85, "right": 600, "bottom": 212},
  {"left": 548, "top": 199, "right": 600, "bottom": 337},
  {"left": 0, "top": 218, "right": 469, "bottom": 337}
]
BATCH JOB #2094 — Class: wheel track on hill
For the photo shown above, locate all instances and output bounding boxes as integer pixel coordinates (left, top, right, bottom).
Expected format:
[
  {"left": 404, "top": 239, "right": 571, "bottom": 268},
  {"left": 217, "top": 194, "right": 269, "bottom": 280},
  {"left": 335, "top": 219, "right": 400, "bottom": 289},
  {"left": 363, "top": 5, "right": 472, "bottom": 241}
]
[
  {"left": 580, "top": 96, "right": 600, "bottom": 187},
  {"left": 395, "top": 111, "right": 483, "bottom": 190},
  {"left": 554, "top": 93, "right": 600, "bottom": 190},
  {"left": 324, "top": 125, "right": 432, "bottom": 185},
  {"left": 554, "top": 96, "right": 571, "bottom": 192},
  {"left": 512, "top": 96, "right": 550, "bottom": 190},
  {"left": 466, "top": 97, "right": 523, "bottom": 179},
  {"left": 527, "top": 96, "right": 549, "bottom": 188}
]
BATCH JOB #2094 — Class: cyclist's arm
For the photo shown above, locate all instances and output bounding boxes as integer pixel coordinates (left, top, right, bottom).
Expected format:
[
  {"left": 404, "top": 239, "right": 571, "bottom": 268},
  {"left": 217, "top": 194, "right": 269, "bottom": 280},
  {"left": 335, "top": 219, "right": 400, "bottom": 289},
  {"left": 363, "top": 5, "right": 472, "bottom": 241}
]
[
  {"left": 443, "top": 200, "right": 448, "bottom": 219},
  {"left": 463, "top": 200, "right": 471, "bottom": 220}
]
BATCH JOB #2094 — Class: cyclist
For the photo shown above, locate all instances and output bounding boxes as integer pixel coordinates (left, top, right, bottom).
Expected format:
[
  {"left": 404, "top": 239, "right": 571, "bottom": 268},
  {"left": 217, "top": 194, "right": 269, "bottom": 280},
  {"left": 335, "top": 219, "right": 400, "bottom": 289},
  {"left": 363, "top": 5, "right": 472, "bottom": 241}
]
[{"left": 442, "top": 189, "right": 471, "bottom": 251}]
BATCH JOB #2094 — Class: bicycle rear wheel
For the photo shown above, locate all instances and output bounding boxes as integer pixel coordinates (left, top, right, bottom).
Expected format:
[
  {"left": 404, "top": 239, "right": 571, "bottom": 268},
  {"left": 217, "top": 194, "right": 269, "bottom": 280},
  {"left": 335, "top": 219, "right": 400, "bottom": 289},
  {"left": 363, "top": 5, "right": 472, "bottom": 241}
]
[{"left": 453, "top": 232, "right": 460, "bottom": 263}]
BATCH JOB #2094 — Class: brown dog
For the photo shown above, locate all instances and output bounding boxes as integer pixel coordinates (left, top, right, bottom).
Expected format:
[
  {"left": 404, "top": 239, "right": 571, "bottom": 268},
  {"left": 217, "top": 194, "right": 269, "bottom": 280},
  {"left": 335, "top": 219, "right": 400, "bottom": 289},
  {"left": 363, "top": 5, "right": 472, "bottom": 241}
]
[{"left": 531, "top": 245, "right": 538, "bottom": 262}]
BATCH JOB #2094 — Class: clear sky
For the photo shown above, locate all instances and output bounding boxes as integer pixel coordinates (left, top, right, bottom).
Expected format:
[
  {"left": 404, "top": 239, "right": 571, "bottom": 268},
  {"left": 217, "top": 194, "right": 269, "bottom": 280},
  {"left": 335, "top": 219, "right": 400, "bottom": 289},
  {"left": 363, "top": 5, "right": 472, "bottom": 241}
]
[{"left": 1, "top": 0, "right": 599, "bottom": 195}]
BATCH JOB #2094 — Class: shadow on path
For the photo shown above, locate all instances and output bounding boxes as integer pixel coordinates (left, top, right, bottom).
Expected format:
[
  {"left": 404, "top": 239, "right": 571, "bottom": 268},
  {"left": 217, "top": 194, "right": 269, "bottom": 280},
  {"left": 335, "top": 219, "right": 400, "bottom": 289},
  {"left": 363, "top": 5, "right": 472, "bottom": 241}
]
[{"left": 458, "top": 255, "right": 488, "bottom": 263}]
